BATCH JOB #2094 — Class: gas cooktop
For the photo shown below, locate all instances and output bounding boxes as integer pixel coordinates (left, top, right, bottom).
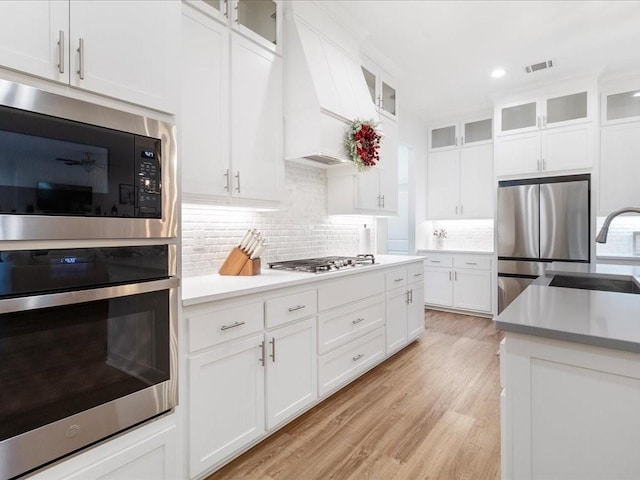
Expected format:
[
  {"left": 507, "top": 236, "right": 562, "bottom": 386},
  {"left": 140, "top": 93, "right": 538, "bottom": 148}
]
[{"left": 268, "top": 254, "right": 375, "bottom": 274}]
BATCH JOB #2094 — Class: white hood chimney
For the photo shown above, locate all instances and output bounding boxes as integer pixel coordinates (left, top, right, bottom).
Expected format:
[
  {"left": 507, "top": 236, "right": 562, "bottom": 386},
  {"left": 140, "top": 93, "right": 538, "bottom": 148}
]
[{"left": 284, "top": 7, "right": 378, "bottom": 166}]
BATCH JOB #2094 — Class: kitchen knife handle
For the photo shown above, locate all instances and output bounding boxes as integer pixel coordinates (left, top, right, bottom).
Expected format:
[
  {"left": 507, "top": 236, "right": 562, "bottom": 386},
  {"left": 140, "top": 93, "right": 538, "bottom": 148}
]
[
  {"left": 57, "top": 30, "right": 65, "bottom": 74},
  {"left": 269, "top": 337, "right": 276, "bottom": 362},
  {"left": 77, "top": 37, "right": 84, "bottom": 80}
]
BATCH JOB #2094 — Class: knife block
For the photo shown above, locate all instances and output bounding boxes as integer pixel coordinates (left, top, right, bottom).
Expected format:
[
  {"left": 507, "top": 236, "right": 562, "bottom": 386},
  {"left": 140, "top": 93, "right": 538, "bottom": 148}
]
[{"left": 218, "top": 247, "right": 261, "bottom": 276}]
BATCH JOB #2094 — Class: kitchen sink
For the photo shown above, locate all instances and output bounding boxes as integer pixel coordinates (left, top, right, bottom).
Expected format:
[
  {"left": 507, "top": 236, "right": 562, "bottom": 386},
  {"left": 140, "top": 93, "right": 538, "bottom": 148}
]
[{"left": 549, "top": 275, "right": 640, "bottom": 294}]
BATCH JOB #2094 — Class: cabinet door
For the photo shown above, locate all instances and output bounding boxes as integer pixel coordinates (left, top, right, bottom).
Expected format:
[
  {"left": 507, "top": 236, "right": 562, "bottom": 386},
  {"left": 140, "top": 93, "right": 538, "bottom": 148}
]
[
  {"left": 459, "top": 143, "right": 494, "bottom": 218},
  {"left": 0, "top": 1, "right": 68, "bottom": 83},
  {"left": 385, "top": 287, "right": 408, "bottom": 354},
  {"left": 462, "top": 118, "right": 492, "bottom": 146},
  {"left": 181, "top": 5, "right": 230, "bottom": 199},
  {"left": 453, "top": 269, "right": 491, "bottom": 312},
  {"left": 379, "top": 70, "right": 397, "bottom": 120},
  {"left": 188, "top": 335, "right": 265, "bottom": 477},
  {"left": 429, "top": 123, "right": 458, "bottom": 151},
  {"left": 378, "top": 119, "right": 399, "bottom": 213},
  {"left": 494, "top": 132, "right": 540, "bottom": 177},
  {"left": 599, "top": 122, "right": 640, "bottom": 214},
  {"left": 497, "top": 99, "right": 539, "bottom": 135},
  {"left": 426, "top": 149, "right": 459, "bottom": 219},
  {"left": 265, "top": 318, "right": 317, "bottom": 430},
  {"left": 407, "top": 282, "right": 425, "bottom": 340},
  {"left": 69, "top": 0, "right": 179, "bottom": 113},
  {"left": 542, "top": 123, "right": 593, "bottom": 172},
  {"left": 423, "top": 266, "right": 453, "bottom": 307},
  {"left": 232, "top": 0, "right": 279, "bottom": 52},
  {"left": 544, "top": 91, "right": 589, "bottom": 128},
  {"left": 355, "top": 169, "right": 382, "bottom": 211},
  {"left": 603, "top": 88, "right": 640, "bottom": 125},
  {"left": 230, "top": 33, "right": 284, "bottom": 202}
]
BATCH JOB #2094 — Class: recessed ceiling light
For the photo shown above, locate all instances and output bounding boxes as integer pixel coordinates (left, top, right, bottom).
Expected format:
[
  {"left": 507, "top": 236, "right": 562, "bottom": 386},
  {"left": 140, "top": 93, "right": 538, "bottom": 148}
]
[
  {"left": 633, "top": 91, "right": 640, "bottom": 97},
  {"left": 491, "top": 68, "right": 506, "bottom": 79}
]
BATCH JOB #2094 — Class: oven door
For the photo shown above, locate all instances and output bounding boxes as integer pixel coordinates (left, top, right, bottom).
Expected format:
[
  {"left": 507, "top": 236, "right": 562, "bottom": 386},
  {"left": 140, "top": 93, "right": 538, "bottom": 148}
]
[{"left": 0, "top": 278, "right": 178, "bottom": 480}]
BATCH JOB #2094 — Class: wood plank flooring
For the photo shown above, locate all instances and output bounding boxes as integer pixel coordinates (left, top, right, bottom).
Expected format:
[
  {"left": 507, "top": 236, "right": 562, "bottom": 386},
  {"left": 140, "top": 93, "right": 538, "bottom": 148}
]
[{"left": 206, "top": 310, "right": 503, "bottom": 480}]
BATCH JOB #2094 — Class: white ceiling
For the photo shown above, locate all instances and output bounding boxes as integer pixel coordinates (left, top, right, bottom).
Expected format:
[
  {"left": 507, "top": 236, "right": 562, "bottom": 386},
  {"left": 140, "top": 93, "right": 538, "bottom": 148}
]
[{"left": 318, "top": 0, "right": 640, "bottom": 122}]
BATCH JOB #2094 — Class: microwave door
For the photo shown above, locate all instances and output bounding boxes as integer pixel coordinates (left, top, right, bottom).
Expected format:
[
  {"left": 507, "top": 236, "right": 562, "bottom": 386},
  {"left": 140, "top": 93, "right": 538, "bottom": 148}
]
[
  {"left": 498, "top": 184, "right": 540, "bottom": 259},
  {"left": 540, "top": 180, "right": 590, "bottom": 261}
]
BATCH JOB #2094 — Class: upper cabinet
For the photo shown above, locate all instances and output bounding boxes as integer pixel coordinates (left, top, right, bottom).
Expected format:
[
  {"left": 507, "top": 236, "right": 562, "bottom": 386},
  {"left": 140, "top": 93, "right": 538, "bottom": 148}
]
[
  {"left": 494, "top": 85, "right": 596, "bottom": 177},
  {"left": 0, "top": 1, "right": 180, "bottom": 113},
  {"left": 426, "top": 116, "right": 493, "bottom": 220},
  {"left": 428, "top": 117, "right": 493, "bottom": 152},
  {"left": 361, "top": 59, "right": 397, "bottom": 121},
  {"left": 181, "top": 1, "right": 284, "bottom": 206},
  {"left": 602, "top": 87, "right": 640, "bottom": 126}
]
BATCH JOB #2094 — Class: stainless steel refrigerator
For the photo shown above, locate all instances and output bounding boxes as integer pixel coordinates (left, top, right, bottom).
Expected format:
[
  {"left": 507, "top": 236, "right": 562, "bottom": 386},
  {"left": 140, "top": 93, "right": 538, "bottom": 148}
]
[{"left": 497, "top": 174, "right": 590, "bottom": 313}]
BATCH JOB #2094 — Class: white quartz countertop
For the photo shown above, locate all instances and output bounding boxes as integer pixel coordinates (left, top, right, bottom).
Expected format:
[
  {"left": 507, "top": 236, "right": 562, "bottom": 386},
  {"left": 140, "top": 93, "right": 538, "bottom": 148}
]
[
  {"left": 182, "top": 255, "right": 424, "bottom": 306},
  {"left": 495, "top": 262, "right": 640, "bottom": 352},
  {"left": 417, "top": 248, "right": 494, "bottom": 254}
]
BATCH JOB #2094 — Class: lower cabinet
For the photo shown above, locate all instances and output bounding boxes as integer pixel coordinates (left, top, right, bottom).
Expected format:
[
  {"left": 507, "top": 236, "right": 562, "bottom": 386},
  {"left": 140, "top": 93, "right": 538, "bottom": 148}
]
[
  {"left": 265, "top": 317, "right": 317, "bottom": 430},
  {"left": 188, "top": 334, "right": 265, "bottom": 477},
  {"left": 501, "top": 332, "right": 640, "bottom": 480},
  {"left": 184, "top": 260, "right": 425, "bottom": 479},
  {"left": 422, "top": 252, "right": 493, "bottom": 315}
]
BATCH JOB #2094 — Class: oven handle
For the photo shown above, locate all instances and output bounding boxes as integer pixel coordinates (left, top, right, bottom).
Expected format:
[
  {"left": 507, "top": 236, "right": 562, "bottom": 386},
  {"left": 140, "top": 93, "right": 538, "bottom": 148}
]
[{"left": 0, "top": 277, "right": 180, "bottom": 314}]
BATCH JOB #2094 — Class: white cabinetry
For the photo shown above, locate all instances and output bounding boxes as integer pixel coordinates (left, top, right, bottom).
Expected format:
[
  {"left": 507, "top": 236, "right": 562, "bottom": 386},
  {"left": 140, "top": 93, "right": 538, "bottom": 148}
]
[
  {"left": 181, "top": 2, "right": 284, "bottom": 205},
  {"left": 327, "top": 117, "right": 398, "bottom": 215},
  {"left": 0, "top": 1, "right": 179, "bottom": 113},
  {"left": 423, "top": 252, "right": 493, "bottom": 315},
  {"left": 27, "top": 423, "right": 178, "bottom": 480},
  {"left": 501, "top": 332, "right": 640, "bottom": 480},
  {"left": 426, "top": 136, "right": 494, "bottom": 219},
  {"left": 494, "top": 88, "right": 595, "bottom": 177},
  {"left": 599, "top": 83, "right": 640, "bottom": 214},
  {"left": 384, "top": 264, "right": 425, "bottom": 355},
  {"left": 361, "top": 55, "right": 397, "bottom": 121}
]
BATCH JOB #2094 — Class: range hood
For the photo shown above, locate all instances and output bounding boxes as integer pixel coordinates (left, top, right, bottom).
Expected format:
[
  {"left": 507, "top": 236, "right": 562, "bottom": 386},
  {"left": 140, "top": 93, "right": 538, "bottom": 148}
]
[{"left": 284, "top": 11, "right": 378, "bottom": 166}]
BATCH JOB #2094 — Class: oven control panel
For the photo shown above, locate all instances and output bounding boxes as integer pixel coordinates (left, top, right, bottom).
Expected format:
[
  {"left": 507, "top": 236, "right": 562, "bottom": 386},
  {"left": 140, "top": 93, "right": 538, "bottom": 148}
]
[{"left": 135, "top": 137, "right": 162, "bottom": 217}]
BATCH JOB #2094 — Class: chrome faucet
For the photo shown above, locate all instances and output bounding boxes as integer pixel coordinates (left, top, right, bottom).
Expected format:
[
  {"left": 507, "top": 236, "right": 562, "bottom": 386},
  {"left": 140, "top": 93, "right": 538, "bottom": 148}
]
[{"left": 595, "top": 207, "right": 640, "bottom": 243}]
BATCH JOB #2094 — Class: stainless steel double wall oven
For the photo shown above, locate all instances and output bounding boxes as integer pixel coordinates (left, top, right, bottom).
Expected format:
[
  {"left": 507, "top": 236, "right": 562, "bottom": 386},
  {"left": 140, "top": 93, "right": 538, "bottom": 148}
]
[{"left": 0, "top": 80, "right": 179, "bottom": 480}]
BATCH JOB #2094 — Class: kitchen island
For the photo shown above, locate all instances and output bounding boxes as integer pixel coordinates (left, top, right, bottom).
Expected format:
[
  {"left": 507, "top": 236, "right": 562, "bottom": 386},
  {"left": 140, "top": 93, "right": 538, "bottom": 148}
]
[
  {"left": 181, "top": 255, "right": 426, "bottom": 479},
  {"left": 496, "top": 262, "right": 640, "bottom": 480}
]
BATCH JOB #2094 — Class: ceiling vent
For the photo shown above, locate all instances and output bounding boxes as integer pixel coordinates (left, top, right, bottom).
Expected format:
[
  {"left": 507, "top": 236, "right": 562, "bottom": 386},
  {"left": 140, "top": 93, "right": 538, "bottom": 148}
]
[{"left": 524, "top": 60, "right": 553, "bottom": 74}]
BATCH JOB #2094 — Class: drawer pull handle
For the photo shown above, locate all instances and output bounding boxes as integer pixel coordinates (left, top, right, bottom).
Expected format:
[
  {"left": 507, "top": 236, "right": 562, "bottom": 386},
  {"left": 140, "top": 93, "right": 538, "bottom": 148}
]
[
  {"left": 221, "top": 321, "right": 245, "bottom": 331},
  {"left": 466, "top": 262, "right": 478, "bottom": 265},
  {"left": 288, "top": 305, "right": 306, "bottom": 312},
  {"left": 394, "top": 278, "right": 403, "bottom": 283},
  {"left": 352, "top": 317, "right": 365, "bottom": 325},
  {"left": 352, "top": 353, "right": 364, "bottom": 362},
  {"left": 269, "top": 337, "right": 276, "bottom": 362},
  {"left": 258, "top": 341, "right": 265, "bottom": 366},
  {"left": 430, "top": 260, "right": 441, "bottom": 263},
  {"left": 413, "top": 273, "right": 423, "bottom": 277}
]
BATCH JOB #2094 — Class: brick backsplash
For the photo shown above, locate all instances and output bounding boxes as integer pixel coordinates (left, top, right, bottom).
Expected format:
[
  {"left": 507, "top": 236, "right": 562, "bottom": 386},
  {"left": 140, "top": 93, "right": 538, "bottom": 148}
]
[
  {"left": 181, "top": 161, "right": 376, "bottom": 277},
  {"left": 595, "top": 216, "right": 640, "bottom": 257},
  {"left": 422, "top": 219, "right": 495, "bottom": 251}
]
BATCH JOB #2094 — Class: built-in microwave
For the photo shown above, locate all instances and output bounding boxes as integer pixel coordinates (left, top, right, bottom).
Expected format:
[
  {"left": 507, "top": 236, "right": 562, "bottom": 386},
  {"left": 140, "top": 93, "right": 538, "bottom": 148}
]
[{"left": 0, "top": 79, "right": 177, "bottom": 240}]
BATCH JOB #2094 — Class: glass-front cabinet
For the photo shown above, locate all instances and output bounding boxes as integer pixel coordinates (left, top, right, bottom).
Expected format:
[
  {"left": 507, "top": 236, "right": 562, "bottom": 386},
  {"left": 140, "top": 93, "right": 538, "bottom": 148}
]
[
  {"left": 428, "top": 116, "right": 492, "bottom": 151},
  {"left": 196, "top": 0, "right": 279, "bottom": 52},
  {"left": 602, "top": 88, "right": 640, "bottom": 125},
  {"left": 361, "top": 62, "right": 397, "bottom": 120},
  {"left": 496, "top": 89, "right": 591, "bottom": 136}
]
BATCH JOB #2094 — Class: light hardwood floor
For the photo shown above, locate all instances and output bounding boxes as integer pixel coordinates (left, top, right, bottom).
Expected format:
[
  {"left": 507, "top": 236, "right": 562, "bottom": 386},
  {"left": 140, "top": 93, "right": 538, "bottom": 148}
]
[{"left": 206, "top": 310, "right": 502, "bottom": 480}]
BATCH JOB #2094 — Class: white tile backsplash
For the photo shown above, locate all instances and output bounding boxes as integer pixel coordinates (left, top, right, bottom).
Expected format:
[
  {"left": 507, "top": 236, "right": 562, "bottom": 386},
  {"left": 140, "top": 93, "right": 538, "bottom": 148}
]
[
  {"left": 423, "top": 219, "right": 494, "bottom": 251},
  {"left": 181, "top": 161, "right": 376, "bottom": 277},
  {"left": 596, "top": 216, "right": 640, "bottom": 257}
]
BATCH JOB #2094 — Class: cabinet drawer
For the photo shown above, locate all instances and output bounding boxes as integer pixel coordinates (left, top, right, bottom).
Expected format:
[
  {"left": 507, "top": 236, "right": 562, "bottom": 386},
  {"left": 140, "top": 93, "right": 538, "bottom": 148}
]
[
  {"left": 318, "top": 327, "right": 386, "bottom": 396},
  {"left": 453, "top": 254, "right": 491, "bottom": 270},
  {"left": 407, "top": 263, "right": 424, "bottom": 283},
  {"left": 187, "top": 302, "right": 264, "bottom": 352},
  {"left": 265, "top": 289, "right": 317, "bottom": 329},
  {"left": 385, "top": 268, "right": 407, "bottom": 290},
  {"left": 423, "top": 253, "right": 453, "bottom": 267},
  {"left": 317, "top": 298, "right": 384, "bottom": 355},
  {"left": 318, "top": 271, "right": 384, "bottom": 311}
]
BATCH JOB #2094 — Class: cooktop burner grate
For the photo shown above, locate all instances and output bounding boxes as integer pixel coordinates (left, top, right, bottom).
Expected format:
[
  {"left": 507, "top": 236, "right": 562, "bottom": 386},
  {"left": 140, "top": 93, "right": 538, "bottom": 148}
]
[{"left": 268, "top": 254, "right": 375, "bottom": 273}]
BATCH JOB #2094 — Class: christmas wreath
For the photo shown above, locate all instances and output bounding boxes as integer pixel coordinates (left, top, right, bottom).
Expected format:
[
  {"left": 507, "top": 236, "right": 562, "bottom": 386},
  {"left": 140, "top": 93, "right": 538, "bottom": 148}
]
[{"left": 345, "top": 119, "right": 382, "bottom": 172}]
